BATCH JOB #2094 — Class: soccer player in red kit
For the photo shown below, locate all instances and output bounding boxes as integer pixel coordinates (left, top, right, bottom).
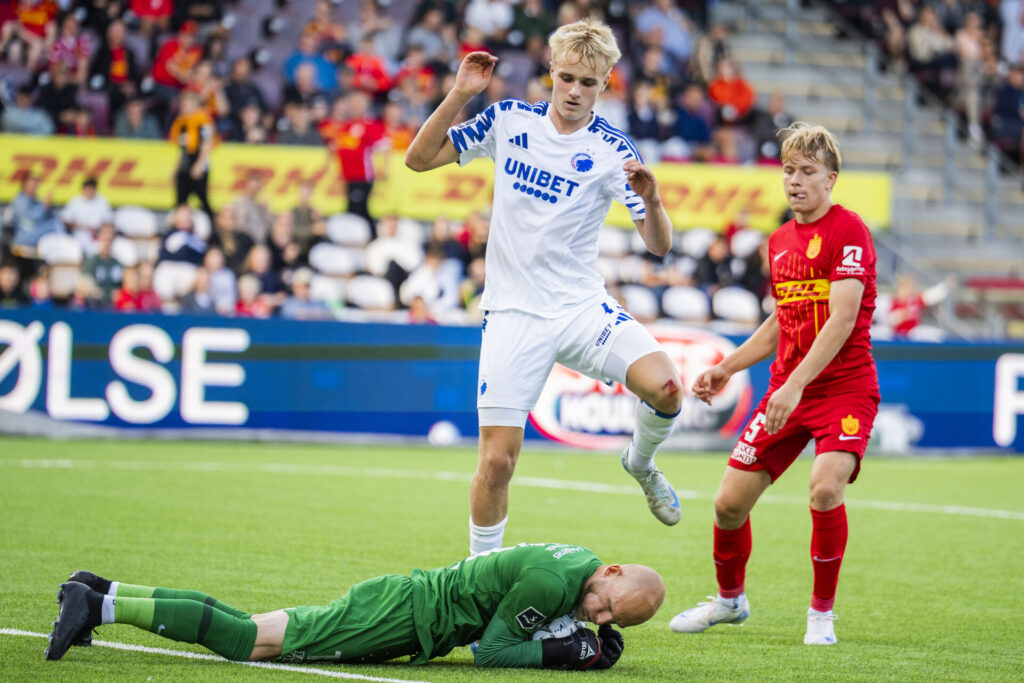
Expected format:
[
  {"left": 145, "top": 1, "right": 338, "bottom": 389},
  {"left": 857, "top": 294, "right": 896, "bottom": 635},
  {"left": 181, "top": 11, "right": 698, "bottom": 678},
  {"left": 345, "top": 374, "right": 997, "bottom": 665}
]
[{"left": 669, "top": 122, "right": 879, "bottom": 646}]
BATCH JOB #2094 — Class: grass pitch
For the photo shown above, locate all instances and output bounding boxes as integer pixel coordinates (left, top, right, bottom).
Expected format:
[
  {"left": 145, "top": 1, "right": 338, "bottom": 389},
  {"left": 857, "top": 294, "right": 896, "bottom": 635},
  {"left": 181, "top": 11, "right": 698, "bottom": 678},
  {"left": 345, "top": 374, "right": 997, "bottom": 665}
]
[{"left": 1, "top": 437, "right": 1022, "bottom": 682}]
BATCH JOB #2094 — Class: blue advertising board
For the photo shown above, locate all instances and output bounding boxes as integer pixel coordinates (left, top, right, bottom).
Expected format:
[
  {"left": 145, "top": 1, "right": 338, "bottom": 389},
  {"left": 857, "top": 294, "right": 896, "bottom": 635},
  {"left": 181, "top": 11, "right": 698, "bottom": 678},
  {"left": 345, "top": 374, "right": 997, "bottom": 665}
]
[{"left": 0, "top": 310, "right": 1022, "bottom": 452}]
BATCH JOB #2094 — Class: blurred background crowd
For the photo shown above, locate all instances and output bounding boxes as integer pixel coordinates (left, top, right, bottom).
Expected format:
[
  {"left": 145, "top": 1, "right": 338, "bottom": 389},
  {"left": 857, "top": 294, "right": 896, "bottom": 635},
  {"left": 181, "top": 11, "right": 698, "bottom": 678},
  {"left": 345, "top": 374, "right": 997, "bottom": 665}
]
[{"left": 1, "top": 0, "right": 1021, "bottom": 338}]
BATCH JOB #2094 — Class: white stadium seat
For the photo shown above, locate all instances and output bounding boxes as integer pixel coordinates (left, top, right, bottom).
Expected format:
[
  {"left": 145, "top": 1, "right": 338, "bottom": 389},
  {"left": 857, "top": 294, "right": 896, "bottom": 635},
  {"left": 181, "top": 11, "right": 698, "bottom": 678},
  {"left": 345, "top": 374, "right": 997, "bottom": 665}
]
[
  {"left": 308, "top": 242, "right": 363, "bottom": 277},
  {"left": 661, "top": 285, "right": 710, "bottom": 322},
  {"left": 712, "top": 286, "right": 762, "bottom": 325},
  {"left": 620, "top": 284, "right": 659, "bottom": 321},
  {"left": 326, "top": 213, "right": 372, "bottom": 246},
  {"left": 114, "top": 206, "right": 160, "bottom": 263},
  {"left": 395, "top": 217, "right": 425, "bottom": 244},
  {"left": 110, "top": 236, "right": 140, "bottom": 267},
  {"left": 680, "top": 227, "right": 718, "bottom": 259},
  {"left": 190, "top": 208, "right": 212, "bottom": 242},
  {"left": 730, "top": 229, "right": 764, "bottom": 259},
  {"left": 309, "top": 273, "right": 346, "bottom": 303},
  {"left": 347, "top": 275, "right": 395, "bottom": 311},
  {"left": 38, "top": 233, "right": 84, "bottom": 298},
  {"left": 598, "top": 225, "right": 630, "bottom": 257},
  {"left": 152, "top": 261, "right": 199, "bottom": 302}
]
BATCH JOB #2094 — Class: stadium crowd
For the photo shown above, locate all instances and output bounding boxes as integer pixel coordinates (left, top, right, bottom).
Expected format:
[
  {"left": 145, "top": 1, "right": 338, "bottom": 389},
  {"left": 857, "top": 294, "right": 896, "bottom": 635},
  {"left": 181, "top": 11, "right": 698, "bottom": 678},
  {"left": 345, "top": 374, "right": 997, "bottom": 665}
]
[{"left": 0, "top": 0, "right": 1018, "bottom": 336}]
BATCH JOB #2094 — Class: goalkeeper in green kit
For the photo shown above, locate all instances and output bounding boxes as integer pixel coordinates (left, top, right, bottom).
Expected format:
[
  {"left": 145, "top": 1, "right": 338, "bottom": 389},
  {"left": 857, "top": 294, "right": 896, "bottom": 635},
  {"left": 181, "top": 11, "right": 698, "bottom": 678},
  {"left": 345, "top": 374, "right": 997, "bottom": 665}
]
[{"left": 46, "top": 543, "right": 664, "bottom": 670}]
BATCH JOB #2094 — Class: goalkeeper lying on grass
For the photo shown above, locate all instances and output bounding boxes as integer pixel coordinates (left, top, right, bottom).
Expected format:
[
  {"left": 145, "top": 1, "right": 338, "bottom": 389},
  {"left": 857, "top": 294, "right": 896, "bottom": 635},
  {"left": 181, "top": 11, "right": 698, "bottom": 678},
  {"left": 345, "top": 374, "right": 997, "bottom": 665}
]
[{"left": 45, "top": 542, "right": 664, "bottom": 670}]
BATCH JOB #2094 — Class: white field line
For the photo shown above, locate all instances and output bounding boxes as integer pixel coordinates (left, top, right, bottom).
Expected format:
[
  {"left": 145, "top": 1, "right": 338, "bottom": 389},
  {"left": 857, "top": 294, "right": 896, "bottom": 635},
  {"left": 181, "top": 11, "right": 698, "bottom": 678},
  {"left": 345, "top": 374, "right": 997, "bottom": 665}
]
[
  {"left": 0, "top": 628, "right": 428, "bottom": 682},
  {"left": 4, "top": 458, "right": 1024, "bottom": 522}
]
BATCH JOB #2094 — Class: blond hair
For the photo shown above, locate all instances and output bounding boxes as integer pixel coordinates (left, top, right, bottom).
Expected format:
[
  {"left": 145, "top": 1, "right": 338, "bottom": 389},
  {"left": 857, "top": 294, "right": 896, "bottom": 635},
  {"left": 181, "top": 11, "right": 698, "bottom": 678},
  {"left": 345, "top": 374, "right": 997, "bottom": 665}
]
[
  {"left": 548, "top": 18, "right": 621, "bottom": 76},
  {"left": 779, "top": 122, "right": 841, "bottom": 173}
]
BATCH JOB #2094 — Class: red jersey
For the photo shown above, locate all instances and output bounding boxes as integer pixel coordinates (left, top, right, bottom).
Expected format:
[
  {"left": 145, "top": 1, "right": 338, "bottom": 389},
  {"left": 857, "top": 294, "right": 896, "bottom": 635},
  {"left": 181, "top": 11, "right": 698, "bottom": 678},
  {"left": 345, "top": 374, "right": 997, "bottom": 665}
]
[
  {"left": 889, "top": 294, "right": 924, "bottom": 335},
  {"left": 131, "top": 0, "right": 172, "bottom": 18},
  {"left": 17, "top": 0, "right": 55, "bottom": 37},
  {"left": 151, "top": 38, "right": 201, "bottom": 87},
  {"left": 319, "top": 117, "right": 385, "bottom": 182},
  {"left": 768, "top": 204, "right": 878, "bottom": 397}
]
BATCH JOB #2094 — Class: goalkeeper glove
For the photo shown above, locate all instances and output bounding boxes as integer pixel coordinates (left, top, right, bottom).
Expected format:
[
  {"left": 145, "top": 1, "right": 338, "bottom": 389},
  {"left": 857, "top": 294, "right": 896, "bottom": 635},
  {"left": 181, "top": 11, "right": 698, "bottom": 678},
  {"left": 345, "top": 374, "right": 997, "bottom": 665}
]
[
  {"left": 540, "top": 627, "right": 617, "bottom": 670},
  {"left": 597, "top": 624, "right": 624, "bottom": 667}
]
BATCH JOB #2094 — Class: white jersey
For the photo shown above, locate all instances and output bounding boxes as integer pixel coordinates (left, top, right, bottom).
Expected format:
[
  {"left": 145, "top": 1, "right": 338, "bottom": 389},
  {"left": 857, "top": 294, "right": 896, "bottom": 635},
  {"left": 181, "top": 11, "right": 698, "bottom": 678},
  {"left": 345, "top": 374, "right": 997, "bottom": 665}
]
[{"left": 448, "top": 100, "right": 647, "bottom": 318}]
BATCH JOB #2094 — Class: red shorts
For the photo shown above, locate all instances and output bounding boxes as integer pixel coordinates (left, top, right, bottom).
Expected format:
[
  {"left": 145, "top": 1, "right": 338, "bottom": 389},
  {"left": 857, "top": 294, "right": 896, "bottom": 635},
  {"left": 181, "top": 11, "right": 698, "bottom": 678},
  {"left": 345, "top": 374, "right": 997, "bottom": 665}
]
[{"left": 728, "top": 389, "right": 880, "bottom": 483}]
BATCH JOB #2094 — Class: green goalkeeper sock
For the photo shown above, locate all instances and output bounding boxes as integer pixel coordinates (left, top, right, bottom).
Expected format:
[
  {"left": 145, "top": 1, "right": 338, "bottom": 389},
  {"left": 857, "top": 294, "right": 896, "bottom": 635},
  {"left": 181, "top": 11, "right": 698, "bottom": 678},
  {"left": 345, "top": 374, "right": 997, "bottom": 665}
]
[
  {"left": 114, "top": 597, "right": 257, "bottom": 661},
  {"left": 115, "top": 583, "right": 250, "bottom": 618}
]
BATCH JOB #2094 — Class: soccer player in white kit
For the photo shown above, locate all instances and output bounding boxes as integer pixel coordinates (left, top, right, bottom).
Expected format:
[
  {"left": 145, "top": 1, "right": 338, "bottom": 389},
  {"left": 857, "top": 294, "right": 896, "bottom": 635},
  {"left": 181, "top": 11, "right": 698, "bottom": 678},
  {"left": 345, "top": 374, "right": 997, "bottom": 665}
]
[{"left": 406, "top": 19, "right": 684, "bottom": 555}]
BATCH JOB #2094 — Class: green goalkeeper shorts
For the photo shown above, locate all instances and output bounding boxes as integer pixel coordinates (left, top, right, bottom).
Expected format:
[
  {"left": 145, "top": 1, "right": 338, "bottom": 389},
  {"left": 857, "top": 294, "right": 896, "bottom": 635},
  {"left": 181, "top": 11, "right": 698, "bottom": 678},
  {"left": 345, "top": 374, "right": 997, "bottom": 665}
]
[{"left": 279, "top": 574, "right": 422, "bottom": 663}]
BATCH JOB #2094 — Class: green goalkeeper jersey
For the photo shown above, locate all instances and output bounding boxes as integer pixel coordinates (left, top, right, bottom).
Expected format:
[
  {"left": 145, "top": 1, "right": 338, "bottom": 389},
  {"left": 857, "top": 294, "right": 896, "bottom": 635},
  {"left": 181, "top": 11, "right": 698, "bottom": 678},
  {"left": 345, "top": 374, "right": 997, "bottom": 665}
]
[{"left": 409, "top": 542, "right": 601, "bottom": 664}]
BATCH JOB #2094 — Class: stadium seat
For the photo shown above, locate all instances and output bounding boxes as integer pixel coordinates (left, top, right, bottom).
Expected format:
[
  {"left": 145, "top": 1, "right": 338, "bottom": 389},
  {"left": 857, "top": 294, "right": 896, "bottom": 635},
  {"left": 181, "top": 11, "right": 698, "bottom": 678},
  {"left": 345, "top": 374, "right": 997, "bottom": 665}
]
[
  {"left": 712, "top": 286, "right": 762, "bottom": 325},
  {"left": 308, "top": 242, "right": 363, "bottom": 277},
  {"left": 396, "top": 217, "right": 425, "bottom": 244},
  {"left": 37, "top": 233, "right": 84, "bottom": 298},
  {"left": 661, "top": 285, "right": 710, "bottom": 323},
  {"left": 680, "top": 228, "right": 718, "bottom": 259},
  {"left": 873, "top": 292, "right": 893, "bottom": 324},
  {"left": 907, "top": 325, "right": 946, "bottom": 343},
  {"left": 730, "top": 229, "right": 764, "bottom": 259},
  {"left": 346, "top": 275, "right": 395, "bottom": 311},
  {"left": 114, "top": 206, "right": 160, "bottom": 263},
  {"left": 190, "top": 209, "right": 212, "bottom": 242},
  {"left": 326, "top": 213, "right": 373, "bottom": 246},
  {"left": 598, "top": 225, "right": 630, "bottom": 257},
  {"left": 620, "top": 284, "right": 660, "bottom": 322},
  {"left": 110, "top": 236, "right": 140, "bottom": 267},
  {"left": 308, "top": 273, "right": 346, "bottom": 304},
  {"left": 152, "top": 261, "right": 199, "bottom": 302},
  {"left": 596, "top": 257, "right": 619, "bottom": 283}
]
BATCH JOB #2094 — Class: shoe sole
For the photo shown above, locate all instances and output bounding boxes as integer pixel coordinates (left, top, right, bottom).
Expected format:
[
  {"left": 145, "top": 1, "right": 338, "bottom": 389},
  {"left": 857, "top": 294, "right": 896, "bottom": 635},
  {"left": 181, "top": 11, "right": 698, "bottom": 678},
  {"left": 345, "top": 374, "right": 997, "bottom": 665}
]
[
  {"left": 46, "top": 583, "right": 92, "bottom": 660},
  {"left": 670, "top": 607, "right": 750, "bottom": 633}
]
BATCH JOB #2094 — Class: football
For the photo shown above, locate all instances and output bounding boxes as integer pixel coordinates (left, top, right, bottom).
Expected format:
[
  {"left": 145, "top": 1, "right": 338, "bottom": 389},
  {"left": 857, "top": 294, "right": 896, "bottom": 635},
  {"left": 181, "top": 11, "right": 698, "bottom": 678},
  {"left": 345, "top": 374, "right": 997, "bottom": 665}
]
[{"left": 530, "top": 612, "right": 588, "bottom": 640}]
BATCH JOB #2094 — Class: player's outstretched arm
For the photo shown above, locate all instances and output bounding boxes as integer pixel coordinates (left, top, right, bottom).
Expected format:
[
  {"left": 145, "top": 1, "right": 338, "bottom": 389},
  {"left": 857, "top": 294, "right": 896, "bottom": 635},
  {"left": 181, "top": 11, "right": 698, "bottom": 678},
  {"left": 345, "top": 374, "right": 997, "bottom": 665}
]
[
  {"left": 693, "top": 312, "right": 780, "bottom": 405},
  {"left": 473, "top": 614, "right": 545, "bottom": 668},
  {"left": 764, "top": 278, "right": 863, "bottom": 434},
  {"left": 625, "top": 160, "right": 672, "bottom": 257},
  {"left": 405, "top": 52, "right": 498, "bottom": 172}
]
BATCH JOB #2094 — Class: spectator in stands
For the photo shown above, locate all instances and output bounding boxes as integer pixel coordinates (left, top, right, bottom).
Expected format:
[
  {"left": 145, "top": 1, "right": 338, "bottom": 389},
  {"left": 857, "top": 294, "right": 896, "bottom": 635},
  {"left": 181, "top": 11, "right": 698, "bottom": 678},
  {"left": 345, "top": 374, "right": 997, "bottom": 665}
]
[
  {"left": 202, "top": 246, "right": 236, "bottom": 314},
  {"left": 907, "top": 5, "right": 957, "bottom": 92},
  {"left": 158, "top": 205, "right": 207, "bottom": 266},
  {"left": 879, "top": 8, "right": 908, "bottom": 73},
  {"left": 347, "top": 0, "right": 402, "bottom": 66},
  {"left": 708, "top": 58, "right": 755, "bottom": 125},
  {"left": 305, "top": 0, "right": 346, "bottom": 51},
  {"left": 113, "top": 96, "right": 161, "bottom": 139},
  {"left": 185, "top": 60, "right": 229, "bottom": 121},
  {"left": 232, "top": 101, "right": 270, "bottom": 143},
  {"left": 1001, "top": 0, "right": 1024, "bottom": 64},
  {"left": 151, "top": 20, "right": 202, "bottom": 91},
  {"left": 347, "top": 34, "right": 394, "bottom": 99},
  {"left": 404, "top": 7, "right": 453, "bottom": 64},
  {"left": 673, "top": 84, "right": 713, "bottom": 159},
  {"left": 694, "top": 234, "right": 735, "bottom": 295},
  {"left": 284, "top": 32, "right": 336, "bottom": 93},
  {"left": 267, "top": 212, "right": 300, "bottom": 275},
  {"left": 131, "top": 0, "right": 172, "bottom": 39},
  {"left": 81, "top": 223, "right": 122, "bottom": 306},
  {"left": 400, "top": 244, "right": 460, "bottom": 312},
  {"left": 457, "top": 210, "right": 489, "bottom": 267},
  {"left": 364, "top": 214, "right": 423, "bottom": 296},
  {"left": 9, "top": 0, "right": 56, "bottom": 69},
  {"left": 211, "top": 205, "right": 255, "bottom": 273},
  {"left": 425, "top": 215, "right": 466, "bottom": 263},
  {"left": 407, "top": 294, "right": 437, "bottom": 324},
  {"left": 203, "top": 27, "right": 231, "bottom": 79},
  {"left": 511, "top": 0, "right": 554, "bottom": 48},
  {"left": 169, "top": 91, "right": 215, "bottom": 217},
  {"left": 11, "top": 173, "right": 63, "bottom": 249},
  {"left": 635, "top": 0, "right": 693, "bottom": 68},
  {"left": 36, "top": 61, "right": 78, "bottom": 133},
  {"left": 289, "top": 181, "right": 323, "bottom": 258},
  {"left": 278, "top": 102, "right": 322, "bottom": 146},
  {"left": 993, "top": 66, "right": 1024, "bottom": 167},
  {"left": 691, "top": 22, "right": 731, "bottom": 85},
  {"left": 460, "top": 256, "right": 486, "bottom": 315},
  {"left": 0, "top": 262, "right": 29, "bottom": 307},
  {"left": 49, "top": 12, "right": 91, "bottom": 85},
  {"left": 381, "top": 100, "right": 415, "bottom": 152},
  {"left": 750, "top": 92, "right": 794, "bottom": 163},
  {"left": 67, "top": 273, "right": 99, "bottom": 311},
  {"left": 235, "top": 272, "right": 272, "bottom": 318},
  {"left": 280, "top": 266, "right": 331, "bottom": 320},
  {"left": 179, "top": 267, "right": 216, "bottom": 315},
  {"left": 90, "top": 18, "right": 139, "bottom": 117},
  {"left": 244, "top": 243, "right": 286, "bottom": 305},
  {"left": 1, "top": 83, "right": 55, "bottom": 135},
  {"left": 320, "top": 90, "right": 385, "bottom": 234},
  {"left": 635, "top": 45, "right": 677, "bottom": 99},
  {"left": 283, "top": 62, "right": 327, "bottom": 109},
  {"left": 889, "top": 275, "right": 952, "bottom": 337},
  {"left": 741, "top": 235, "right": 770, "bottom": 301},
  {"left": 229, "top": 171, "right": 273, "bottom": 245},
  {"left": 225, "top": 58, "right": 268, "bottom": 131},
  {"left": 464, "top": 0, "right": 514, "bottom": 45},
  {"left": 60, "top": 177, "right": 113, "bottom": 252},
  {"left": 29, "top": 268, "right": 52, "bottom": 309},
  {"left": 628, "top": 79, "right": 665, "bottom": 145},
  {"left": 956, "top": 12, "right": 986, "bottom": 146},
  {"left": 113, "top": 264, "right": 160, "bottom": 312}
]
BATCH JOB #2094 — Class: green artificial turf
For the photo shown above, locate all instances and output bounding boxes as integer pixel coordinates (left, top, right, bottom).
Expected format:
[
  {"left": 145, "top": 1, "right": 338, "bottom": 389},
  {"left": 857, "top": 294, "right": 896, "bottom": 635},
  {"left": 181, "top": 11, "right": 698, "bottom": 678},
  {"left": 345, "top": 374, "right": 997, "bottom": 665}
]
[{"left": 1, "top": 438, "right": 1022, "bottom": 681}]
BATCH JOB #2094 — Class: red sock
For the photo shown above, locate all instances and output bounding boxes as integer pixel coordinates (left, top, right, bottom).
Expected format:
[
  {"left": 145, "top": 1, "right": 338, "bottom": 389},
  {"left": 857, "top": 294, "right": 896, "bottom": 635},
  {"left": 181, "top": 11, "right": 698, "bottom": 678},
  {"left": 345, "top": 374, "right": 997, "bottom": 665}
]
[
  {"left": 810, "top": 504, "right": 848, "bottom": 612},
  {"left": 713, "top": 518, "right": 751, "bottom": 599}
]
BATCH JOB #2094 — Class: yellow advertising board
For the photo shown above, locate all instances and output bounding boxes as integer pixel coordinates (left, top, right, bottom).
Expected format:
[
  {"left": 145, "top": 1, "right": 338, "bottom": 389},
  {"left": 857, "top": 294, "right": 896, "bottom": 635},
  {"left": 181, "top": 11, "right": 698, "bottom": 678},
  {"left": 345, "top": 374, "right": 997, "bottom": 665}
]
[{"left": 0, "top": 134, "right": 891, "bottom": 231}]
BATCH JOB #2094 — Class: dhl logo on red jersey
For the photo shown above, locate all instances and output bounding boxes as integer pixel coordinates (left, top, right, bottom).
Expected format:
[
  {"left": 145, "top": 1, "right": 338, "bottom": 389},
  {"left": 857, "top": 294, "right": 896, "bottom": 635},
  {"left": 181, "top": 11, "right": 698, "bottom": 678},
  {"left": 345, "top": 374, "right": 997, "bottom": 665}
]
[{"left": 774, "top": 278, "right": 830, "bottom": 306}]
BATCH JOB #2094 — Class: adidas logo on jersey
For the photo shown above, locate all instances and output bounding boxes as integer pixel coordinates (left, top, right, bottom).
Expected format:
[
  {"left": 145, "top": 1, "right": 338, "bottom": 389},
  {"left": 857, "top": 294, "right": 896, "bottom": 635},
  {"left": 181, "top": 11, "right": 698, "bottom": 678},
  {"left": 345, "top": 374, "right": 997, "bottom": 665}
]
[{"left": 508, "top": 133, "right": 528, "bottom": 149}]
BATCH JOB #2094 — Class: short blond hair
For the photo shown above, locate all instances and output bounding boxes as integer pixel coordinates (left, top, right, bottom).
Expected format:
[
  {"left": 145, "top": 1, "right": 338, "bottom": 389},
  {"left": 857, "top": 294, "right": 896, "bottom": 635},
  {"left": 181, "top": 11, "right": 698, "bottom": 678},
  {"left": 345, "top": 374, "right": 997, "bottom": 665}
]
[
  {"left": 548, "top": 18, "right": 621, "bottom": 76},
  {"left": 779, "top": 122, "right": 841, "bottom": 173}
]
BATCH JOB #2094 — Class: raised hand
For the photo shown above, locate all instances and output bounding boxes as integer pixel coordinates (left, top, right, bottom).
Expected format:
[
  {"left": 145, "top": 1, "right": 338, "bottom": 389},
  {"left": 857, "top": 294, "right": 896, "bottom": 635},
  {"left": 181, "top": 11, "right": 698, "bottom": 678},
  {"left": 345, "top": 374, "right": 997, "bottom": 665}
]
[
  {"left": 623, "top": 160, "right": 658, "bottom": 203},
  {"left": 692, "top": 365, "right": 732, "bottom": 405},
  {"left": 454, "top": 52, "right": 499, "bottom": 98}
]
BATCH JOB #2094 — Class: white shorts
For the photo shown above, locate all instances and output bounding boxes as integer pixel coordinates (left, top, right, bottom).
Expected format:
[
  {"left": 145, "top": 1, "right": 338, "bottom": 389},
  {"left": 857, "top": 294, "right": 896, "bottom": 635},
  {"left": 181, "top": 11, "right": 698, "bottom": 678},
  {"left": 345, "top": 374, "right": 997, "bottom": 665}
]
[{"left": 477, "top": 294, "right": 663, "bottom": 427}]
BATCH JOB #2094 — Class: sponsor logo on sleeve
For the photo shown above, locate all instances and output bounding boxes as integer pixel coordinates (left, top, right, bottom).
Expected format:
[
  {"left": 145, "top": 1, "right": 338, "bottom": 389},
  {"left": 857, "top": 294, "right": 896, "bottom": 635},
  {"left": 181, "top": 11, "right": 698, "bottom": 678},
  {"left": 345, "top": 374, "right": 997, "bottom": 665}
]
[
  {"left": 516, "top": 606, "right": 547, "bottom": 630},
  {"left": 835, "top": 245, "right": 865, "bottom": 276}
]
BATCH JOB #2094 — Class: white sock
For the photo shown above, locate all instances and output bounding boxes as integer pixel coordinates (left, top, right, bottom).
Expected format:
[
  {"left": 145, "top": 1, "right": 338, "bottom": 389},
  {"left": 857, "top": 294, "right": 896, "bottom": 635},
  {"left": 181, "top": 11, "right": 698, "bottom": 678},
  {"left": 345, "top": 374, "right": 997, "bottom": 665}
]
[
  {"left": 108, "top": 581, "right": 120, "bottom": 597},
  {"left": 627, "top": 400, "right": 679, "bottom": 471},
  {"left": 808, "top": 607, "right": 833, "bottom": 616},
  {"left": 717, "top": 592, "right": 744, "bottom": 609},
  {"left": 101, "top": 595, "right": 116, "bottom": 625},
  {"left": 469, "top": 516, "right": 507, "bottom": 556}
]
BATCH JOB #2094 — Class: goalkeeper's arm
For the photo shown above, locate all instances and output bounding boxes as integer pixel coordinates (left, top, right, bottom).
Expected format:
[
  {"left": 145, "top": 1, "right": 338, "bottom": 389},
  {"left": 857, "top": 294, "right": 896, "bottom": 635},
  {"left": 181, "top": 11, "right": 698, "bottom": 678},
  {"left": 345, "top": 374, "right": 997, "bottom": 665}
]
[{"left": 473, "top": 616, "right": 624, "bottom": 670}]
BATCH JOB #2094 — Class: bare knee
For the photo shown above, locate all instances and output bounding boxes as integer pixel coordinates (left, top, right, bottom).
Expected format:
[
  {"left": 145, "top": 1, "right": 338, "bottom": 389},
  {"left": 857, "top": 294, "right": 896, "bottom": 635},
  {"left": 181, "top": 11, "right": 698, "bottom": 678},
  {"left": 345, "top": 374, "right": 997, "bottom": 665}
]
[
  {"left": 809, "top": 480, "right": 844, "bottom": 511},
  {"left": 476, "top": 449, "right": 518, "bottom": 487},
  {"left": 714, "top": 492, "right": 749, "bottom": 529},
  {"left": 646, "top": 376, "right": 682, "bottom": 416}
]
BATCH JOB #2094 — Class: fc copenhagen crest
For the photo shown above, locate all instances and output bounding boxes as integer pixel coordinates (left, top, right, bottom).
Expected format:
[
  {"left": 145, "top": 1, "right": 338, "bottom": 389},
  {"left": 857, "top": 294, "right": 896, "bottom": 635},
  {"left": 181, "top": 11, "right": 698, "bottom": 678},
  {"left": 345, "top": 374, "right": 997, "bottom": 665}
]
[
  {"left": 806, "top": 233, "right": 822, "bottom": 259},
  {"left": 841, "top": 414, "right": 860, "bottom": 435}
]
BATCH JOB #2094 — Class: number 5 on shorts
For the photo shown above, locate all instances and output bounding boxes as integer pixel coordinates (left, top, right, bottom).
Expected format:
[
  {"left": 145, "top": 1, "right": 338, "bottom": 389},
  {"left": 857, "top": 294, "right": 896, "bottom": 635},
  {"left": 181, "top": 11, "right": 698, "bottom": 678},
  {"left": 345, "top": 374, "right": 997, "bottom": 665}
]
[{"left": 743, "top": 413, "right": 766, "bottom": 443}]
